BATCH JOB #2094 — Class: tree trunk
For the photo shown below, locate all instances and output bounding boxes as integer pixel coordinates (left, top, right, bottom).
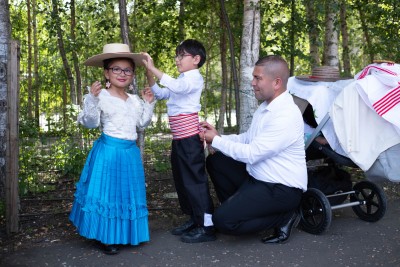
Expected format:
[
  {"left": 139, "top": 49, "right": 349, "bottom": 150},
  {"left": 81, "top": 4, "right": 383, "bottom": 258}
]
[
  {"left": 33, "top": 0, "right": 40, "bottom": 127},
  {"left": 203, "top": 47, "right": 210, "bottom": 120},
  {"left": 70, "top": 0, "right": 82, "bottom": 105},
  {"left": 119, "top": 0, "right": 130, "bottom": 46},
  {"left": 217, "top": 3, "right": 228, "bottom": 134},
  {"left": 220, "top": 0, "right": 240, "bottom": 133},
  {"left": 62, "top": 82, "right": 67, "bottom": 131},
  {"left": 289, "top": 0, "right": 295, "bottom": 76},
  {"left": 356, "top": 0, "right": 374, "bottom": 63},
  {"left": 118, "top": 0, "right": 146, "bottom": 159},
  {"left": 340, "top": 0, "right": 351, "bottom": 76},
  {"left": 178, "top": 0, "right": 186, "bottom": 41},
  {"left": 1, "top": 0, "right": 20, "bottom": 234},
  {"left": 226, "top": 78, "right": 232, "bottom": 128},
  {"left": 51, "top": 0, "right": 76, "bottom": 105},
  {"left": 238, "top": 0, "right": 260, "bottom": 133},
  {"left": 322, "top": 0, "right": 339, "bottom": 67},
  {"left": 0, "top": 0, "right": 11, "bottom": 203},
  {"left": 304, "top": 0, "right": 320, "bottom": 68},
  {"left": 27, "top": 0, "right": 33, "bottom": 118}
]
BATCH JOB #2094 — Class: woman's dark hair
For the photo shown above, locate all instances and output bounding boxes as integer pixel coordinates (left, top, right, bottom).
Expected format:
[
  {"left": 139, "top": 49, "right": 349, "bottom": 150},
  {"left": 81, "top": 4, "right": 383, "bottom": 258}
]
[
  {"left": 103, "top": 57, "right": 136, "bottom": 71},
  {"left": 176, "top": 39, "right": 206, "bottom": 68}
]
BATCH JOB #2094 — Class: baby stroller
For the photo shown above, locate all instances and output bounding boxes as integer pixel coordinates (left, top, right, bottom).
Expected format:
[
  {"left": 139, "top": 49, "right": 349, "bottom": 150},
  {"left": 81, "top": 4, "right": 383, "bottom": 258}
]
[{"left": 293, "top": 95, "right": 387, "bottom": 235}]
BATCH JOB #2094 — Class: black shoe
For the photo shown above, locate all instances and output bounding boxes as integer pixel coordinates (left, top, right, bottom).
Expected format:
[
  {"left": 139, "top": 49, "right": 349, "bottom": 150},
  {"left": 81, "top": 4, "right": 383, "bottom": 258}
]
[
  {"left": 103, "top": 244, "right": 119, "bottom": 255},
  {"left": 171, "top": 219, "right": 197, "bottom": 236},
  {"left": 180, "top": 226, "right": 217, "bottom": 243},
  {"left": 261, "top": 211, "right": 300, "bottom": 244}
]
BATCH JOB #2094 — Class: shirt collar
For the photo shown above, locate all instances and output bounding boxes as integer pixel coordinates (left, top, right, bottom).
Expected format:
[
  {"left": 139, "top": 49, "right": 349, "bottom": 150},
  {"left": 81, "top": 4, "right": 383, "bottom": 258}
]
[
  {"left": 262, "top": 90, "right": 290, "bottom": 112},
  {"left": 180, "top": 68, "right": 200, "bottom": 77}
]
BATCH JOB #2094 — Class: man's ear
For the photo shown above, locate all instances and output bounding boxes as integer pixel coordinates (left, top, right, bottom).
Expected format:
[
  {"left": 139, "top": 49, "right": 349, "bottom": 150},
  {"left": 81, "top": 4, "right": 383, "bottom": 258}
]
[{"left": 274, "top": 77, "right": 282, "bottom": 87}]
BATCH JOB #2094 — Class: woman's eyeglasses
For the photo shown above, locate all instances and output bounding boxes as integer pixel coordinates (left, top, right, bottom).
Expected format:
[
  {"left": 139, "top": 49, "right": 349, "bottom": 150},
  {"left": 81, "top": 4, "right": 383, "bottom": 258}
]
[
  {"left": 174, "top": 54, "right": 193, "bottom": 60},
  {"left": 107, "top": 66, "right": 134, "bottom": 76}
]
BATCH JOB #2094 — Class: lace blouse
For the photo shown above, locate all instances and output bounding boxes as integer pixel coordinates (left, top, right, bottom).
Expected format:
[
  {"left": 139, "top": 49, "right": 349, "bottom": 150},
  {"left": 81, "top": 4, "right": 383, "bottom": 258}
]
[{"left": 78, "top": 89, "right": 155, "bottom": 141}]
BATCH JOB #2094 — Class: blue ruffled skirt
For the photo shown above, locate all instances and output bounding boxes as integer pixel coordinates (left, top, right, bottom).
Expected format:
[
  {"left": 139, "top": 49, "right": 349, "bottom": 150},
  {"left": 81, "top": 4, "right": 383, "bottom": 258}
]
[{"left": 69, "top": 133, "right": 149, "bottom": 245}]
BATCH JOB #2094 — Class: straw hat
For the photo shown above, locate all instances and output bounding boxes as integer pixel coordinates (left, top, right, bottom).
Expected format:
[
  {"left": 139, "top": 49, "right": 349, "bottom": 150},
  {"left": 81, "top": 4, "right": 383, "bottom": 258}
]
[
  {"left": 373, "top": 59, "right": 395, "bottom": 64},
  {"left": 296, "top": 66, "right": 352, "bottom": 82},
  {"left": 84, "top": 43, "right": 146, "bottom": 67}
]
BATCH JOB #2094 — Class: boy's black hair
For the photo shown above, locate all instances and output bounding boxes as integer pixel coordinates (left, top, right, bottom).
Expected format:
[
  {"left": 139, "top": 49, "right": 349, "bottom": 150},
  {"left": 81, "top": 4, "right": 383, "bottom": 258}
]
[{"left": 176, "top": 39, "right": 206, "bottom": 68}]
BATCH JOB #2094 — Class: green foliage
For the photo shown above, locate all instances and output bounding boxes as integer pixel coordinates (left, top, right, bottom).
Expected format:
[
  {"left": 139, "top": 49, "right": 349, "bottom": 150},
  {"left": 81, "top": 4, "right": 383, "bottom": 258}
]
[
  {"left": 8, "top": 0, "right": 400, "bottom": 196},
  {"left": 144, "top": 133, "right": 172, "bottom": 173}
]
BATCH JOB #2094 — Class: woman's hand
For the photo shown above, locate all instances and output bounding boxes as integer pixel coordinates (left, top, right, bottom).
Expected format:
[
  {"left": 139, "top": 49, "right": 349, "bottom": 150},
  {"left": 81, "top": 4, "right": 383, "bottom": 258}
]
[
  {"left": 90, "top": 81, "right": 102, "bottom": 97},
  {"left": 142, "top": 87, "right": 155, "bottom": 103}
]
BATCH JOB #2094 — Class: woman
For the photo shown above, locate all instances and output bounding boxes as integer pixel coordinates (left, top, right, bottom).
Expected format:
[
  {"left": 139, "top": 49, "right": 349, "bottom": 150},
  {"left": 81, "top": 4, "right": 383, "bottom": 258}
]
[{"left": 69, "top": 43, "right": 155, "bottom": 255}]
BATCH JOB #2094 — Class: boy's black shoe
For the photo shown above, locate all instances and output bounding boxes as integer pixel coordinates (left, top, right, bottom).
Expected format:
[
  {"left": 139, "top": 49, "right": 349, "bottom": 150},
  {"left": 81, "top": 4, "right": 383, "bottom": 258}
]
[
  {"left": 180, "top": 226, "right": 217, "bottom": 243},
  {"left": 171, "top": 219, "right": 196, "bottom": 235}
]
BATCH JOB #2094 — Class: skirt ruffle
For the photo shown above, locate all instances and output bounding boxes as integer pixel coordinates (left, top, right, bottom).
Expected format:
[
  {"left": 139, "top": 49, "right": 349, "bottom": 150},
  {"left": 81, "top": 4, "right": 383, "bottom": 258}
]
[{"left": 69, "top": 133, "right": 149, "bottom": 245}]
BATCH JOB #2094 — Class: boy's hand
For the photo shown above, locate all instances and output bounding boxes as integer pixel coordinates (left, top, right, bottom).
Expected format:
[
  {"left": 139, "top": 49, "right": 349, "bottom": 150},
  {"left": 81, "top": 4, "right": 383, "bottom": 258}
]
[
  {"left": 141, "top": 52, "right": 155, "bottom": 70},
  {"left": 141, "top": 52, "right": 163, "bottom": 81}
]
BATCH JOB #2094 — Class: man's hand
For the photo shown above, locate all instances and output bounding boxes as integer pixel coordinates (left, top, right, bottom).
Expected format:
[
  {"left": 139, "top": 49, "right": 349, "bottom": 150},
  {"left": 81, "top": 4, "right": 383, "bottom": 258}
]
[{"left": 199, "top": 121, "right": 219, "bottom": 144}]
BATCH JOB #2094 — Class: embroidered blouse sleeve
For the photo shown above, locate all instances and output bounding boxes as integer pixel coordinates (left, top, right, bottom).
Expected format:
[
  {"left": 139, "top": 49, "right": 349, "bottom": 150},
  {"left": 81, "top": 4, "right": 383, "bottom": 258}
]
[
  {"left": 77, "top": 93, "right": 101, "bottom": 128},
  {"left": 132, "top": 95, "right": 156, "bottom": 130}
]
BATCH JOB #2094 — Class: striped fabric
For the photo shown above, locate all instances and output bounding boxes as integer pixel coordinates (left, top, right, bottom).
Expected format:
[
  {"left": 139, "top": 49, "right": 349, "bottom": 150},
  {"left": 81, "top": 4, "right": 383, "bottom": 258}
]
[
  {"left": 372, "top": 85, "right": 400, "bottom": 116},
  {"left": 169, "top": 113, "right": 201, "bottom": 140},
  {"left": 356, "top": 64, "right": 397, "bottom": 80},
  {"left": 354, "top": 63, "right": 400, "bottom": 133}
]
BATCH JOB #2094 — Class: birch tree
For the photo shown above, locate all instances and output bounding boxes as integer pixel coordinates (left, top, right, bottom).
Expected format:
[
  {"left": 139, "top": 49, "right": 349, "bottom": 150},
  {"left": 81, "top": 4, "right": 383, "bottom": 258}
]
[
  {"left": 239, "top": 0, "right": 260, "bottom": 133},
  {"left": 304, "top": 0, "right": 320, "bottom": 68},
  {"left": 322, "top": 0, "right": 339, "bottom": 67},
  {"left": 0, "top": 0, "right": 11, "bottom": 200}
]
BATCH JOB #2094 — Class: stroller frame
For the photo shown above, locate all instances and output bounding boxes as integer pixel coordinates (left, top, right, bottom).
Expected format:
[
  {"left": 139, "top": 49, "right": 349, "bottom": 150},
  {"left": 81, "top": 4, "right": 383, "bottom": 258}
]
[{"left": 294, "top": 97, "right": 387, "bottom": 235}]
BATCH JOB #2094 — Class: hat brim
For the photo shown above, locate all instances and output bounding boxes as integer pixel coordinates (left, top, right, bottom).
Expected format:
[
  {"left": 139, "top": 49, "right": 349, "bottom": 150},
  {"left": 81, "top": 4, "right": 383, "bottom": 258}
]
[
  {"left": 295, "top": 75, "right": 352, "bottom": 82},
  {"left": 84, "top": 53, "right": 146, "bottom": 67}
]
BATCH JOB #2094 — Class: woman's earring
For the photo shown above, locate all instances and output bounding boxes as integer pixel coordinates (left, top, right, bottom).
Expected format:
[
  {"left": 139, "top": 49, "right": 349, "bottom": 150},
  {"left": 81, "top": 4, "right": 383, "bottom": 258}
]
[
  {"left": 129, "top": 84, "right": 134, "bottom": 91},
  {"left": 106, "top": 80, "right": 111, "bottom": 89}
]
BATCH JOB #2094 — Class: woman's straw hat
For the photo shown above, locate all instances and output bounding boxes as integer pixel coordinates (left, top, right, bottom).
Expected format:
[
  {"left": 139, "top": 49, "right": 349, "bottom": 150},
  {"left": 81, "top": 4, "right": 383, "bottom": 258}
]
[
  {"left": 296, "top": 66, "right": 351, "bottom": 82},
  {"left": 84, "top": 43, "right": 145, "bottom": 67}
]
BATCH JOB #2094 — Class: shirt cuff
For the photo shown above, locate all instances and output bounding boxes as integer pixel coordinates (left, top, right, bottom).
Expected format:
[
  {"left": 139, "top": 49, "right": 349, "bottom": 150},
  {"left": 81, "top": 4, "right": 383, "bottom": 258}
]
[{"left": 211, "top": 135, "right": 223, "bottom": 150}]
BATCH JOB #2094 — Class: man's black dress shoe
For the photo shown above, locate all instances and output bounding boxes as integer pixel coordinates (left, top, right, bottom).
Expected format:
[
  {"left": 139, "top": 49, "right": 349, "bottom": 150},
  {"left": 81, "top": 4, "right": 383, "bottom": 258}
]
[
  {"left": 103, "top": 244, "right": 119, "bottom": 255},
  {"left": 171, "top": 219, "right": 197, "bottom": 235},
  {"left": 180, "top": 226, "right": 217, "bottom": 243},
  {"left": 261, "top": 211, "right": 300, "bottom": 244}
]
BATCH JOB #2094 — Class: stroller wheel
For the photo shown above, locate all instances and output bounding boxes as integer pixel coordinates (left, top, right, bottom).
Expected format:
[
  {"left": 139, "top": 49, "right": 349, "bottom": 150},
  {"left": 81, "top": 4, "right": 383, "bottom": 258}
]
[
  {"left": 350, "top": 181, "right": 387, "bottom": 222},
  {"left": 299, "top": 188, "right": 332, "bottom": 235}
]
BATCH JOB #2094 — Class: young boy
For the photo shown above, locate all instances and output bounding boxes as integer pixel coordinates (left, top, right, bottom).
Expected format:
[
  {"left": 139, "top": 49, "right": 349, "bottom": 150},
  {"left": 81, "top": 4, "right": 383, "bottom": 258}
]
[{"left": 142, "top": 39, "right": 216, "bottom": 243}]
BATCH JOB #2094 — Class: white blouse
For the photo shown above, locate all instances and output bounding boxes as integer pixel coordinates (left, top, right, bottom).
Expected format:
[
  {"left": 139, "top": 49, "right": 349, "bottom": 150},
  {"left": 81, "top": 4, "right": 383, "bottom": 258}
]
[{"left": 78, "top": 89, "right": 155, "bottom": 141}]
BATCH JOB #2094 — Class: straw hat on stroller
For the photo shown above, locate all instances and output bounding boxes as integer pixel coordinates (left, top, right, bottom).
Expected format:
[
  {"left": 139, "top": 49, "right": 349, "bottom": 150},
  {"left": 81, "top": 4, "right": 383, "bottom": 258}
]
[
  {"left": 296, "top": 66, "right": 352, "bottom": 82},
  {"left": 84, "top": 43, "right": 146, "bottom": 67}
]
